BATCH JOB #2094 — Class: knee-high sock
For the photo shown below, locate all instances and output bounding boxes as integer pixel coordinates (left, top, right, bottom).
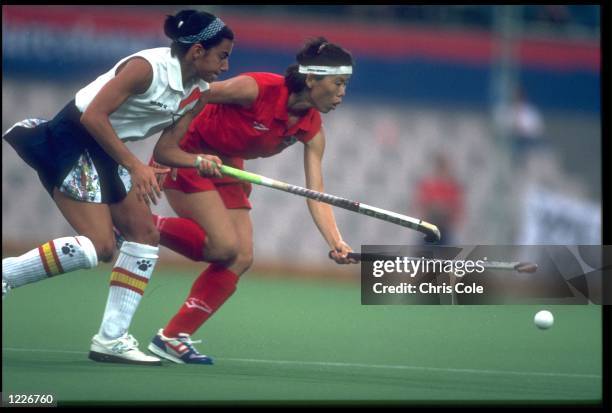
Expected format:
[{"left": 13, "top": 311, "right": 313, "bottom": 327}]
[
  {"left": 154, "top": 215, "right": 206, "bottom": 262},
  {"left": 97, "top": 241, "right": 158, "bottom": 340},
  {"left": 163, "top": 264, "right": 239, "bottom": 337},
  {"left": 2, "top": 236, "right": 97, "bottom": 288}
]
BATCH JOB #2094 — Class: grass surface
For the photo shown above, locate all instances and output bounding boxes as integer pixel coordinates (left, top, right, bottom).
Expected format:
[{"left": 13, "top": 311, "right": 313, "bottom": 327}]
[{"left": 2, "top": 264, "right": 603, "bottom": 405}]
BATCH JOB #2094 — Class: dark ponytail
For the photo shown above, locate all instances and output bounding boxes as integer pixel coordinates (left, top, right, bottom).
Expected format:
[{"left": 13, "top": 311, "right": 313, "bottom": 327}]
[
  {"left": 285, "top": 37, "right": 354, "bottom": 93},
  {"left": 165, "top": 9, "right": 234, "bottom": 58}
]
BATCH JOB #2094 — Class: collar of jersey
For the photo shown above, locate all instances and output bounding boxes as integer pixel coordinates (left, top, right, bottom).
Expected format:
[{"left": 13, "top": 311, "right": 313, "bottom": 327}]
[
  {"left": 275, "top": 83, "right": 316, "bottom": 134},
  {"left": 166, "top": 50, "right": 185, "bottom": 93}
]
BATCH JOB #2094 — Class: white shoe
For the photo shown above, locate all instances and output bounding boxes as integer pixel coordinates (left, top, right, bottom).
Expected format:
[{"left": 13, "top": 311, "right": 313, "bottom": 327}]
[{"left": 89, "top": 332, "right": 161, "bottom": 366}]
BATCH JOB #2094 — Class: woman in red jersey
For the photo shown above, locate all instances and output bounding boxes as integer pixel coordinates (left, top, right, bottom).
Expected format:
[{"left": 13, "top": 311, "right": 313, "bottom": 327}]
[{"left": 147, "top": 37, "right": 357, "bottom": 364}]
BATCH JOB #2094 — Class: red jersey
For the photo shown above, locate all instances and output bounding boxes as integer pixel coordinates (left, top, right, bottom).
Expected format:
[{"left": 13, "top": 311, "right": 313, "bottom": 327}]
[
  {"left": 181, "top": 72, "right": 322, "bottom": 161},
  {"left": 416, "top": 178, "right": 464, "bottom": 226}
]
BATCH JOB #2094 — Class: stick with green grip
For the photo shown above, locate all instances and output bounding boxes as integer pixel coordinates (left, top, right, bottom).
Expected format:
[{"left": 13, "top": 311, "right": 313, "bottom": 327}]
[{"left": 219, "top": 164, "right": 441, "bottom": 242}]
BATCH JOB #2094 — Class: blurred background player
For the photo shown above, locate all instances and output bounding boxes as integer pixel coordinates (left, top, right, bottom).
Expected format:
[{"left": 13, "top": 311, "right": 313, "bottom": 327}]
[
  {"left": 496, "top": 85, "right": 547, "bottom": 169},
  {"left": 143, "top": 37, "right": 358, "bottom": 364},
  {"left": 413, "top": 153, "right": 465, "bottom": 245},
  {"left": 2, "top": 9, "right": 232, "bottom": 365}
]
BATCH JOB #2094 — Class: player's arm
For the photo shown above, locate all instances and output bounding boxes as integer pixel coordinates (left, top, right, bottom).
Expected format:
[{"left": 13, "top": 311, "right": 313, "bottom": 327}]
[
  {"left": 153, "top": 89, "right": 222, "bottom": 178},
  {"left": 153, "top": 75, "right": 258, "bottom": 176},
  {"left": 79, "top": 57, "right": 168, "bottom": 205},
  {"left": 207, "top": 75, "right": 259, "bottom": 107},
  {"left": 303, "top": 130, "right": 357, "bottom": 265}
]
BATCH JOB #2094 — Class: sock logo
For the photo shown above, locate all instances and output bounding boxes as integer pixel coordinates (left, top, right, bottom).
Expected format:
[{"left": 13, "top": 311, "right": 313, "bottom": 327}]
[
  {"left": 61, "top": 243, "right": 76, "bottom": 257},
  {"left": 185, "top": 297, "right": 212, "bottom": 313},
  {"left": 137, "top": 260, "right": 152, "bottom": 272}
]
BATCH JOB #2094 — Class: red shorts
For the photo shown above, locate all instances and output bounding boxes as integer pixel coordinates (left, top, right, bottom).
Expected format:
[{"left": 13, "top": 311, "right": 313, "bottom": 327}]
[{"left": 163, "top": 167, "right": 252, "bottom": 210}]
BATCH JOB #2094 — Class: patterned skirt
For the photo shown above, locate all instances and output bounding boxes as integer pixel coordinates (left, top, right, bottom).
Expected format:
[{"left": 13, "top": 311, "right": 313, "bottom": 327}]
[{"left": 3, "top": 100, "right": 131, "bottom": 204}]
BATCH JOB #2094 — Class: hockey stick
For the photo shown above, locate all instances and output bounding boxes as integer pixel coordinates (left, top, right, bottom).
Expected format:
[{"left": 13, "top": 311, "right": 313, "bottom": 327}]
[
  {"left": 339, "top": 252, "right": 538, "bottom": 273},
  {"left": 219, "top": 165, "right": 441, "bottom": 242}
]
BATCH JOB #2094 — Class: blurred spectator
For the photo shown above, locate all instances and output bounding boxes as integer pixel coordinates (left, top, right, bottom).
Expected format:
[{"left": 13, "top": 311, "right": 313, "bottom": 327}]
[
  {"left": 413, "top": 153, "right": 465, "bottom": 245},
  {"left": 496, "top": 86, "right": 547, "bottom": 168},
  {"left": 374, "top": 115, "right": 400, "bottom": 150}
]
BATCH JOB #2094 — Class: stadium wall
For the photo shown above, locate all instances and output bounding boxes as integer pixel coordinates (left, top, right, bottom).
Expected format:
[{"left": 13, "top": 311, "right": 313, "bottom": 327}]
[{"left": 2, "top": 5, "right": 600, "bottom": 112}]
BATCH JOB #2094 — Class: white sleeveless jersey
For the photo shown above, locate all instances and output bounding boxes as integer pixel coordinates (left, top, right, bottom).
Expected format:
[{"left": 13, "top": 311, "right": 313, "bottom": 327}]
[{"left": 75, "top": 47, "right": 209, "bottom": 142}]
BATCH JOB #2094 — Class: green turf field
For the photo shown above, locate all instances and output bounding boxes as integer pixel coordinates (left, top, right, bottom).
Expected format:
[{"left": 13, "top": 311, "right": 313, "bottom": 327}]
[{"left": 2, "top": 263, "right": 603, "bottom": 405}]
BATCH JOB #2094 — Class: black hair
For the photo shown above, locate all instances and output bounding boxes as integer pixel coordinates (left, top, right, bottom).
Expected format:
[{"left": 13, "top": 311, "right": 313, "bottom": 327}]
[
  {"left": 164, "top": 10, "right": 234, "bottom": 58},
  {"left": 285, "top": 37, "right": 354, "bottom": 94}
]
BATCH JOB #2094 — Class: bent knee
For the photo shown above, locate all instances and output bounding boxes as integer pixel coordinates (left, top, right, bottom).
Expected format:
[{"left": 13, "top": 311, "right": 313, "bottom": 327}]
[
  {"left": 211, "top": 244, "right": 240, "bottom": 263},
  {"left": 234, "top": 250, "right": 254, "bottom": 273},
  {"left": 206, "top": 237, "right": 240, "bottom": 263},
  {"left": 122, "top": 223, "right": 160, "bottom": 247}
]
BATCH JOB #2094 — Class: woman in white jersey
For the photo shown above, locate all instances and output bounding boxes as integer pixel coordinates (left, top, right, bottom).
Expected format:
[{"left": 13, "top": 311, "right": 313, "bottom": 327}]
[{"left": 2, "top": 10, "right": 231, "bottom": 366}]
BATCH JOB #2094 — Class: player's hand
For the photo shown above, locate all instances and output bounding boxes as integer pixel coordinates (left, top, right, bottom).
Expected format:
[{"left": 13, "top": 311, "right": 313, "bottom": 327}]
[
  {"left": 329, "top": 241, "right": 358, "bottom": 265},
  {"left": 129, "top": 162, "right": 170, "bottom": 206},
  {"left": 148, "top": 157, "right": 170, "bottom": 189},
  {"left": 195, "top": 154, "right": 223, "bottom": 178}
]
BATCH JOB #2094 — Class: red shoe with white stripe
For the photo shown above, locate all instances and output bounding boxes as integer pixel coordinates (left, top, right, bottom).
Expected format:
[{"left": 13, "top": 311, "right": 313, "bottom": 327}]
[{"left": 148, "top": 328, "right": 214, "bottom": 365}]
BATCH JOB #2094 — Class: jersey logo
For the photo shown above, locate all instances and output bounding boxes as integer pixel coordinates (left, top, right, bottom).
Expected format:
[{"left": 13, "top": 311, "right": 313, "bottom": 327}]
[
  {"left": 252, "top": 121, "right": 270, "bottom": 131},
  {"left": 150, "top": 100, "right": 169, "bottom": 110},
  {"left": 185, "top": 297, "right": 212, "bottom": 313}
]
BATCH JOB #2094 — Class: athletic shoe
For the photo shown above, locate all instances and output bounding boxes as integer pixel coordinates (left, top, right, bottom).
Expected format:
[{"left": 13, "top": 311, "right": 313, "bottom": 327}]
[
  {"left": 89, "top": 332, "right": 161, "bottom": 366},
  {"left": 2, "top": 278, "right": 11, "bottom": 300},
  {"left": 148, "top": 328, "right": 214, "bottom": 365}
]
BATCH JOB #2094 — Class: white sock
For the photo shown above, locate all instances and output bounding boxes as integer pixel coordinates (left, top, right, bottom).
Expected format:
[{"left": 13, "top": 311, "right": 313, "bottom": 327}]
[
  {"left": 98, "top": 241, "right": 158, "bottom": 340},
  {"left": 2, "top": 236, "right": 98, "bottom": 288}
]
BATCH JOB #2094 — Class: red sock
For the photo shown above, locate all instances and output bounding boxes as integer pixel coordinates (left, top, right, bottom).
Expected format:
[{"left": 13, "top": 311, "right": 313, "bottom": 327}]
[
  {"left": 153, "top": 215, "right": 206, "bottom": 262},
  {"left": 163, "top": 264, "right": 239, "bottom": 337}
]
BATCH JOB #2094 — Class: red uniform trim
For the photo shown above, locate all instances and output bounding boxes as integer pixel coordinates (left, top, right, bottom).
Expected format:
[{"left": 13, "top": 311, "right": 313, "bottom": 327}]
[
  {"left": 179, "top": 88, "right": 202, "bottom": 110},
  {"left": 48, "top": 239, "right": 64, "bottom": 274},
  {"left": 166, "top": 340, "right": 188, "bottom": 355},
  {"left": 38, "top": 245, "right": 52, "bottom": 276}
]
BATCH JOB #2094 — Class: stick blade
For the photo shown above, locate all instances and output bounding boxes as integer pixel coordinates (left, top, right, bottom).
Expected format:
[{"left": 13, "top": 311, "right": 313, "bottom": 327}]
[{"left": 422, "top": 223, "right": 441, "bottom": 243}]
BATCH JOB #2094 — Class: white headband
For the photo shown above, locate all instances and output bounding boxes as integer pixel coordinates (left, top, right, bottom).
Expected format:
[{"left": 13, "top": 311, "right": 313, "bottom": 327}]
[{"left": 298, "top": 65, "right": 353, "bottom": 75}]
